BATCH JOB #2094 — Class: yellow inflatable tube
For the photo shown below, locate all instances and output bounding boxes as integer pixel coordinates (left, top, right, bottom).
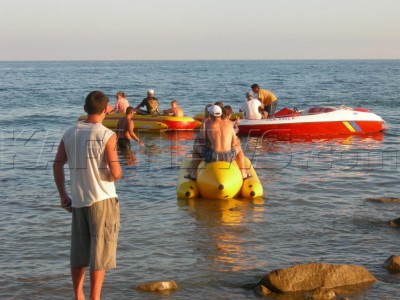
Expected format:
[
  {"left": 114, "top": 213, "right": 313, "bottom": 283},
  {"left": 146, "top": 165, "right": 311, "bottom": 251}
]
[
  {"left": 240, "top": 157, "right": 263, "bottom": 198},
  {"left": 78, "top": 114, "right": 168, "bottom": 131},
  {"left": 176, "top": 158, "right": 199, "bottom": 199},
  {"left": 176, "top": 157, "right": 263, "bottom": 200}
]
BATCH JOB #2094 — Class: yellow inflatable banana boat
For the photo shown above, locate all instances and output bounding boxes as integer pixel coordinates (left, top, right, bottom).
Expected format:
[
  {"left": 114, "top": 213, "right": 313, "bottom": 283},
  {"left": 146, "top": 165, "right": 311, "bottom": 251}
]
[
  {"left": 176, "top": 157, "right": 263, "bottom": 200},
  {"left": 78, "top": 113, "right": 200, "bottom": 131}
]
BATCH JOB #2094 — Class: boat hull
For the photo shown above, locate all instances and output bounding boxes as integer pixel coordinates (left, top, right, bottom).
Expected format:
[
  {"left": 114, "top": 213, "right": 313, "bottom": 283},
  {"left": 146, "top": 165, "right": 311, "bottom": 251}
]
[{"left": 238, "top": 109, "right": 387, "bottom": 136}]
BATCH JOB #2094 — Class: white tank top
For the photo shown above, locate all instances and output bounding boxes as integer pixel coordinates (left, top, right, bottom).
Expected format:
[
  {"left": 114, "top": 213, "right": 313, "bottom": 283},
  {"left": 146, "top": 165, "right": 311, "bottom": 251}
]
[{"left": 62, "top": 121, "right": 118, "bottom": 208}]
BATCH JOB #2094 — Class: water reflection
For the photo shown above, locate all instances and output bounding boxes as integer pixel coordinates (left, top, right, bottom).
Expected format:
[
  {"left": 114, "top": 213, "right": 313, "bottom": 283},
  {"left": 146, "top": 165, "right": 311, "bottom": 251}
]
[
  {"left": 242, "top": 132, "right": 384, "bottom": 153},
  {"left": 178, "top": 197, "right": 264, "bottom": 273}
]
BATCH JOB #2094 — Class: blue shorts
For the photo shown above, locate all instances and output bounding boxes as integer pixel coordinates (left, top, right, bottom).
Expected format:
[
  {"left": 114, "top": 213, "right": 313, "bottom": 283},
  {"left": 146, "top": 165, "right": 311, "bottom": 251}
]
[{"left": 202, "top": 148, "right": 237, "bottom": 163}]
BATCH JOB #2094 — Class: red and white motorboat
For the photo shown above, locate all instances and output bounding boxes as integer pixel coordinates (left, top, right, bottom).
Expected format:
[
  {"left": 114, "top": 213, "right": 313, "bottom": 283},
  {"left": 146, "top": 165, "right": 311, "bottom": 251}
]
[{"left": 238, "top": 106, "right": 388, "bottom": 137}]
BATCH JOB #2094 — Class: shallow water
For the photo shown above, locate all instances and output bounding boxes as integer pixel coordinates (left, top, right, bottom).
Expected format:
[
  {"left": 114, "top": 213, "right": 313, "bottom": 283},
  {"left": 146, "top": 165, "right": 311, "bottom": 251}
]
[{"left": 0, "top": 60, "right": 399, "bottom": 299}]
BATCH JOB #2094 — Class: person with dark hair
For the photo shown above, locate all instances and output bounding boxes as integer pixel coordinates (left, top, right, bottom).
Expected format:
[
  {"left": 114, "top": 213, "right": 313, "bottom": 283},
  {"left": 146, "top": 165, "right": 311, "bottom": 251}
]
[
  {"left": 117, "top": 106, "right": 144, "bottom": 151},
  {"left": 135, "top": 89, "right": 160, "bottom": 115},
  {"left": 251, "top": 83, "right": 278, "bottom": 117},
  {"left": 53, "top": 91, "right": 122, "bottom": 300},
  {"left": 109, "top": 91, "right": 130, "bottom": 114},
  {"left": 214, "top": 101, "right": 224, "bottom": 109}
]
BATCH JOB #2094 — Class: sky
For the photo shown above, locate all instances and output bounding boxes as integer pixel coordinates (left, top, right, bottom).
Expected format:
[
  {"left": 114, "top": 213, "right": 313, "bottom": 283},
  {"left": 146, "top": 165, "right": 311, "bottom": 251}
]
[{"left": 0, "top": 0, "right": 399, "bottom": 60}]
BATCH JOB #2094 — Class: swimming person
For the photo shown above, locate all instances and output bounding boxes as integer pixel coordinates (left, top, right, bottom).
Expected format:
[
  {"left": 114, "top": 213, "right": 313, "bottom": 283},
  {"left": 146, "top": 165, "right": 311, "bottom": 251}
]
[
  {"left": 135, "top": 89, "right": 160, "bottom": 115},
  {"left": 162, "top": 100, "right": 184, "bottom": 117},
  {"left": 53, "top": 91, "right": 122, "bottom": 300}
]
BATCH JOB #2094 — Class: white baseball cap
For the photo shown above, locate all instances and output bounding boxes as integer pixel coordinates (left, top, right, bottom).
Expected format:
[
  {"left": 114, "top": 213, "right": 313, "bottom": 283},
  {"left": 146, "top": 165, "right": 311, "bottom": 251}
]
[
  {"left": 147, "top": 89, "right": 155, "bottom": 95},
  {"left": 208, "top": 105, "right": 222, "bottom": 116}
]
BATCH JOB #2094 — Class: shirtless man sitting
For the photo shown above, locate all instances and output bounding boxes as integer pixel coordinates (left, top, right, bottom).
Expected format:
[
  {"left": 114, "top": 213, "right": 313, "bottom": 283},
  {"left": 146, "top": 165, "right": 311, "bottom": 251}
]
[
  {"left": 116, "top": 107, "right": 145, "bottom": 151},
  {"left": 186, "top": 105, "right": 249, "bottom": 180},
  {"left": 162, "top": 100, "right": 183, "bottom": 117}
]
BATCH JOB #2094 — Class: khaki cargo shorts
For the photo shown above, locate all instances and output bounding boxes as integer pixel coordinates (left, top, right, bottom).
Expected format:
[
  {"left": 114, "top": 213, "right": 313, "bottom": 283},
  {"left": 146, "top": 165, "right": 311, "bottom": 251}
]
[{"left": 70, "top": 198, "right": 120, "bottom": 271}]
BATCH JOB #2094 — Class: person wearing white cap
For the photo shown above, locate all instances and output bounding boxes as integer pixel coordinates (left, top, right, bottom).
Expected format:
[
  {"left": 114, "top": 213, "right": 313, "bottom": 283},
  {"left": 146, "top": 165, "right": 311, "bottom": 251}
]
[
  {"left": 135, "top": 89, "right": 160, "bottom": 115},
  {"left": 239, "top": 92, "right": 265, "bottom": 120},
  {"left": 185, "top": 104, "right": 238, "bottom": 180}
]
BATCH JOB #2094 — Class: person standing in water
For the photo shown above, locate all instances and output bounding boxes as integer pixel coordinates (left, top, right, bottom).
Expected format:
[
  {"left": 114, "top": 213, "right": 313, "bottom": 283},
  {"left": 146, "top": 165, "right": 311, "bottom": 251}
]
[
  {"left": 53, "top": 91, "right": 122, "bottom": 300},
  {"left": 116, "top": 106, "right": 145, "bottom": 150}
]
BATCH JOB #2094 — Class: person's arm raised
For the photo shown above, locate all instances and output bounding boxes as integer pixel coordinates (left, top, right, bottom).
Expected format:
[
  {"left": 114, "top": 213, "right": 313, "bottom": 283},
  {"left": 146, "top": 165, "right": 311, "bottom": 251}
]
[{"left": 105, "top": 133, "right": 122, "bottom": 181}]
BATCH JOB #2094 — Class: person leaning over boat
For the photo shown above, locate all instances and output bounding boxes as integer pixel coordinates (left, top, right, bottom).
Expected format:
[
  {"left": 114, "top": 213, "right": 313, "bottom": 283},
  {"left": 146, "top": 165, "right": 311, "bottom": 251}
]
[
  {"left": 135, "top": 89, "right": 160, "bottom": 115},
  {"left": 251, "top": 83, "right": 277, "bottom": 118},
  {"left": 116, "top": 106, "right": 145, "bottom": 150},
  {"left": 162, "top": 100, "right": 184, "bottom": 117},
  {"left": 108, "top": 91, "right": 130, "bottom": 114},
  {"left": 53, "top": 91, "right": 122, "bottom": 300},
  {"left": 239, "top": 91, "right": 264, "bottom": 120}
]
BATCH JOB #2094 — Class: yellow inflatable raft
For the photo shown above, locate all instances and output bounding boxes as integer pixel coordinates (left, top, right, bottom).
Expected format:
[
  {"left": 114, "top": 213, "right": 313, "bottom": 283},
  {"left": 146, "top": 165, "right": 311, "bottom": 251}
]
[
  {"left": 176, "top": 157, "right": 263, "bottom": 200},
  {"left": 78, "top": 113, "right": 200, "bottom": 131}
]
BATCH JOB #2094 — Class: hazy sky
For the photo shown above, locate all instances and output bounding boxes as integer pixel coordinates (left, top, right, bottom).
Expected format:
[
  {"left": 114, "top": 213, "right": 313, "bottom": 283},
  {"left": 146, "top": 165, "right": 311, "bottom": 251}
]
[{"left": 0, "top": 0, "right": 399, "bottom": 60}]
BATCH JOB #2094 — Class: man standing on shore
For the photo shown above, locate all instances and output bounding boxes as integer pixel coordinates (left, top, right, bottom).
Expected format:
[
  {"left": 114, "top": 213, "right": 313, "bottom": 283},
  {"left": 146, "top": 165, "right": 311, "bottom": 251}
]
[
  {"left": 53, "top": 91, "right": 122, "bottom": 300},
  {"left": 251, "top": 83, "right": 278, "bottom": 118}
]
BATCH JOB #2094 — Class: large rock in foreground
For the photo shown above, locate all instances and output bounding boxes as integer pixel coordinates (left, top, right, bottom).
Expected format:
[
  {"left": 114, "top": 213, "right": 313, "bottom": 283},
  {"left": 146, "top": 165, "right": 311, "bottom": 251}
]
[{"left": 259, "top": 263, "right": 376, "bottom": 293}]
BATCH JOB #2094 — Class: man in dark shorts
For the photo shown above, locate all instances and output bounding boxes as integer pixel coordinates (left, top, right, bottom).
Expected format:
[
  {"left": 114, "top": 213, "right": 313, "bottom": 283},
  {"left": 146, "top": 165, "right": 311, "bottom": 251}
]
[
  {"left": 53, "top": 91, "right": 122, "bottom": 300},
  {"left": 116, "top": 106, "right": 144, "bottom": 151},
  {"left": 185, "top": 105, "right": 238, "bottom": 180}
]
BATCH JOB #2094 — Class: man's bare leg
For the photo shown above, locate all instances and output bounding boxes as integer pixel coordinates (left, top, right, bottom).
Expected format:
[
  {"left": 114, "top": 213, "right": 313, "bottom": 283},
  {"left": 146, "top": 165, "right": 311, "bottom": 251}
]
[
  {"left": 187, "top": 145, "right": 203, "bottom": 179},
  {"left": 235, "top": 147, "right": 250, "bottom": 178},
  {"left": 89, "top": 270, "right": 105, "bottom": 300},
  {"left": 71, "top": 267, "right": 86, "bottom": 300}
]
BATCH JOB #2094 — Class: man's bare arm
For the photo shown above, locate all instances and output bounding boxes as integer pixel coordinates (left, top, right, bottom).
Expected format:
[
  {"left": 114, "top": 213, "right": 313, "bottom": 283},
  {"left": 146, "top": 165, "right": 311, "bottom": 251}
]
[
  {"left": 53, "top": 140, "right": 72, "bottom": 210},
  {"left": 105, "top": 134, "right": 122, "bottom": 181},
  {"left": 128, "top": 120, "right": 144, "bottom": 146}
]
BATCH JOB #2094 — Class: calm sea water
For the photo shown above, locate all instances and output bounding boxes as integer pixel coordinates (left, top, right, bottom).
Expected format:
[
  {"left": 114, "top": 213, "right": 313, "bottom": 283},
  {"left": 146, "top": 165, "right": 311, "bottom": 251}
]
[{"left": 0, "top": 60, "right": 399, "bottom": 299}]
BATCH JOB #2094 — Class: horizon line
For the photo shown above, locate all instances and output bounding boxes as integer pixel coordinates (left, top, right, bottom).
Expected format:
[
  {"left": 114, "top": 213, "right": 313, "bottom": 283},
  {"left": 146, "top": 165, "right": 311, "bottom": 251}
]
[{"left": 1, "top": 58, "right": 400, "bottom": 63}]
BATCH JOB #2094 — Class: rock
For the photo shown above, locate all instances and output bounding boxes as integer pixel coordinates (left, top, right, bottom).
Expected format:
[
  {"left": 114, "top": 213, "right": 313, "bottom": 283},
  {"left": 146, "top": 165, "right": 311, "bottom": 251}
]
[
  {"left": 136, "top": 280, "right": 178, "bottom": 293},
  {"left": 384, "top": 255, "right": 400, "bottom": 272},
  {"left": 254, "top": 284, "right": 272, "bottom": 296},
  {"left": 387, "top": 218, "right": 400, "bottom": 227},
  {"left": 305, "top": 287, "right": 336, "bottom": 300},
  {"left": 366, "top": 197, "right": 400, "bottom": 203},
  {"left": 259, "top": 263, "right": 376, "bottom": 293}
]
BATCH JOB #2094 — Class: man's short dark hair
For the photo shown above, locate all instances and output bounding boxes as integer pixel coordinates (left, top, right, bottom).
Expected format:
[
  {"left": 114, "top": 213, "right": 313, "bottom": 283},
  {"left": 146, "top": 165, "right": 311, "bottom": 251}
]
[
  {"left": 214, "top": 101, "right": 224, "bottom": 109},
  {"left": 126, "top": 106, "right": 135, "bottom": 115},
  {"left": 85, "top": 91, "right": 109, "bottom": 115},
  {"left": 251, "top": 83, "right": 259, "bottom": 89}
]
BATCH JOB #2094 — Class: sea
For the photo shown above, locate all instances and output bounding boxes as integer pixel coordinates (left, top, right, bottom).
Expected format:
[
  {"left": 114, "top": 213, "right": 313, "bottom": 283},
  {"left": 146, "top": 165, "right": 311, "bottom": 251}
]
[{"left": 0, "top": 60, "right": 399, "bottom": 299}]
